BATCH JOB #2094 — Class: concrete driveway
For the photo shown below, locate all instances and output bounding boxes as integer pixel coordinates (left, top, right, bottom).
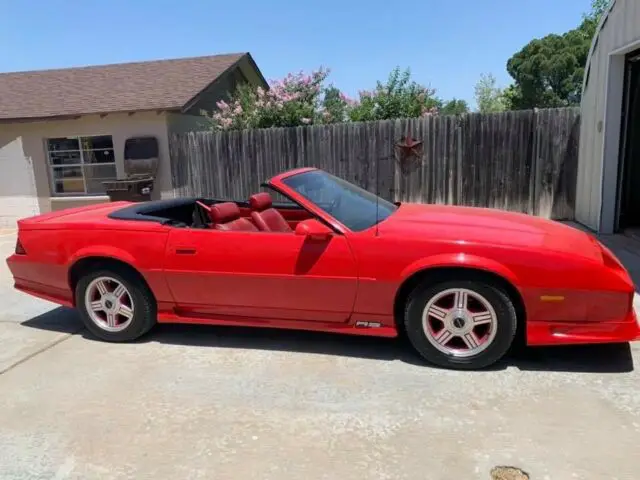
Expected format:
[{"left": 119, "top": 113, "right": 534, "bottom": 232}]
[{"left": 0, "top": 232, "right": 639, "bottom": 480}]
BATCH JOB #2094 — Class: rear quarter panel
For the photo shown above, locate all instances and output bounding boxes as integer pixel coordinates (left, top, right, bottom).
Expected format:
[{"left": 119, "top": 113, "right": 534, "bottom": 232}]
[{"left": 10, "top": 224, "right": 172, "bottom": 308}]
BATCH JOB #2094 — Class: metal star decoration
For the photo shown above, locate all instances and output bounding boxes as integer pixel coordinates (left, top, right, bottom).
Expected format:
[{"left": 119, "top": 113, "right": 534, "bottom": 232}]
[{"left": 394, "top": 134, "right": 423, "bottom": 174}]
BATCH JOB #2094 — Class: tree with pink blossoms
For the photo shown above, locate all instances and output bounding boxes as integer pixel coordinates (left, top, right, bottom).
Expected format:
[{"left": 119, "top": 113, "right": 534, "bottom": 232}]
[
  {"left": 204, "top": 66, "right": 449, "bottom": 131},
  {"left": 205, "top": 68, "right": 331, "bottom": 130}
]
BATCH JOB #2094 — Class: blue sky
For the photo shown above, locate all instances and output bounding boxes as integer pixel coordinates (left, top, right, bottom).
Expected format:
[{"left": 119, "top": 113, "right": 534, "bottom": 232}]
[{"left": 0, "top": 0, "right": 592, "bottom": 107}]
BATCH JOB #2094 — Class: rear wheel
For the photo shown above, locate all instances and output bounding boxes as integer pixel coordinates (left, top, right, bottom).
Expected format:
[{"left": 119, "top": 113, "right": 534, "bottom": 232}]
[
  {"left": 75, "top": 267, "right": 157, "bottom": 342},
  {"left": 404, "top": 280, "right": 517, "bottom": 370}
]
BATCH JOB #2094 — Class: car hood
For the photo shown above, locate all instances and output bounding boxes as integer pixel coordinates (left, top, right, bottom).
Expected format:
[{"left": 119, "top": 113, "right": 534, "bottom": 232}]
[{"left": 379, "top": 203, "right": 602, "bottom": 261}]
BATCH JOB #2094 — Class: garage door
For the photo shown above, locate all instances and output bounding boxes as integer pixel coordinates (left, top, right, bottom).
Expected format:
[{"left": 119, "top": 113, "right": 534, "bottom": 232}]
[{"left": 0, "top": 137, "right": 40, "bottom": 228}]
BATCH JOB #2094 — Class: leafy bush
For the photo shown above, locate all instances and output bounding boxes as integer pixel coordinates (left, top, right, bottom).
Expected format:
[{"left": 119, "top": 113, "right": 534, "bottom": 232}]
[{"left": 348, "top": 68, "right": 440, "bottom": 122}]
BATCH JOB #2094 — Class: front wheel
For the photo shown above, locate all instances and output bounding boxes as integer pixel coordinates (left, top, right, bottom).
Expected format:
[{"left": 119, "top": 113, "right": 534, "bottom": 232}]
[
  {"left": 404, "top": 280, "right": 517, "bottom": 370},
  {"left": 75, "top": 267, "right": 157, "bottom": 342}
]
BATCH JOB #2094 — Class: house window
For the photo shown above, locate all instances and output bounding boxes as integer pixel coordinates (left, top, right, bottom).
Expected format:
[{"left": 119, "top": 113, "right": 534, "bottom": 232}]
[{"left": 46, "top": 135, "right": 117, "bottom": 195}]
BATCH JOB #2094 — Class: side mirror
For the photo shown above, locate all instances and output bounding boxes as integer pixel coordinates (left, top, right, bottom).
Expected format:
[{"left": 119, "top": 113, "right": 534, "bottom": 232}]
[{"left": 295, "top": 219, "right": 333, "bottom": 241}]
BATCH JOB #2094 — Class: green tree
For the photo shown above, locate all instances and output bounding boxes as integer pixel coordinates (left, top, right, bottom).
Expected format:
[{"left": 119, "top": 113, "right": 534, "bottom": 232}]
[
  {"left": 320, "top": 85, "right": 350, "bottom": 124},
  {"left": 348, "top": 67, "right": 441, "bottom": 122},
  {"left": 501, "top": 84, "right": 522, "bottom": 111},
  {"left": 504, "top": 0, "right": 606, "bottom": 109},
  {"left": 506, "top": 20, "right": 596, "bottom": 109},
  {"left": 585, "top": 0, "right": 609, "bottom": 21},
  {"left": 474, "top": 73, "right": 507, "bottom": 113},
  {"left": 440, "top": 98, "right": 469, "bottom": 115}
]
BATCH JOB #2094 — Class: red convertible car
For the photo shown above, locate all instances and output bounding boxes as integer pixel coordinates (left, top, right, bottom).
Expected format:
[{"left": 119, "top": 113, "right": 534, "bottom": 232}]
[{"left": 6, "top": 168, "right": 640, "bottom": 369}]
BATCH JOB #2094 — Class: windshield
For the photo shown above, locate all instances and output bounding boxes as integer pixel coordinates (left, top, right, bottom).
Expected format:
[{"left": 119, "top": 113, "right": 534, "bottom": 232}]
[{"left": 281, "top": 170, "right": 398, "bottom": 231}]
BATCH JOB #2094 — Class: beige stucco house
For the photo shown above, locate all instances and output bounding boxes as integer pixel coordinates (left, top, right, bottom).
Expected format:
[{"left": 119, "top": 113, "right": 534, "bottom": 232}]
[{"left": 0, "top": 52, "right": 267, "bottom": 227}]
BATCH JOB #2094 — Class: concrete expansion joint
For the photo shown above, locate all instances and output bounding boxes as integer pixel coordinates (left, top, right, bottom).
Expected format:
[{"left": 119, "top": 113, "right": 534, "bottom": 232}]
[{"left": 0, "top": 328, "right": 83, "bottom": 375}]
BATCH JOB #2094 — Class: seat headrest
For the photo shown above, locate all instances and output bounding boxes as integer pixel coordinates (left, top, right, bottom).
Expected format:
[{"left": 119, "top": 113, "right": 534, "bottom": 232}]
[
  {"left": 210, "top": 202, "right": 241, "bottom": 223},
  {"left": 249, "top": 192, "right": 273, "bottom": 211}
]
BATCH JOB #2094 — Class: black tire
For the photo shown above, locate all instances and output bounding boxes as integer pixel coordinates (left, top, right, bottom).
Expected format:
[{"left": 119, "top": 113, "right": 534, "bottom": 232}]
[
  {"left": 404, "top": 279, "right": 517, "bottom": 370},
  {"left": 75, "top": 266, "right": 157, "bottom": 342}
]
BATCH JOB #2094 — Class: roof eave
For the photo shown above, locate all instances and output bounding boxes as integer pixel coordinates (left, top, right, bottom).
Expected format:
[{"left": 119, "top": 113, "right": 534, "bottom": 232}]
[
  {"left": 582, "top": 0, "right": 618, "bottom": 93},
  {"left": 179, "top": 54, "right": 246, "bottom": 114},
  {"left": 179, "top": 52, "right": 269, "bottom": 114},
  {"left": 244, "top": 52, "right": 269, "bottom": 89},
  {"left": 0, "top": 107, "right": 181, "bottom": 124}
]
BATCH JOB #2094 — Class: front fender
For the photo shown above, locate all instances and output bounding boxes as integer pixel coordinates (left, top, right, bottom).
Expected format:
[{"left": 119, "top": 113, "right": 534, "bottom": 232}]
[{"left": 400, "top": 253, "right": 521, "bottom": 287}]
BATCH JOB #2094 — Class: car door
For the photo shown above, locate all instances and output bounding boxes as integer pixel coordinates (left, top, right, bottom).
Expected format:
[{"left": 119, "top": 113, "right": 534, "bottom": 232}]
[{"left": 163, "top": 227, "right": 358, "bottom": 323}]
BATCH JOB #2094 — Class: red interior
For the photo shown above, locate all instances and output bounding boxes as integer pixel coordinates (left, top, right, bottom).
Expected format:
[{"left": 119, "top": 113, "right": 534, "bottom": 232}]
[
  {"left": 209, "top": 202, "right": 258, "bottom": 232},
  {"left": 248, "top": 193, "right": 292, "bottom": 232},
  {"left": 244, "top": 206, "right": 311, "bottom": 229},
  {"left": 206, "top": 193, "right": 313, "bottom": 231}
]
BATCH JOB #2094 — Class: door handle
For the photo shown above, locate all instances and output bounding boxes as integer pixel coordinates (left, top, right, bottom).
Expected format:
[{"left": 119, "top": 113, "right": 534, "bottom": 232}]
[{"left": 175, "top": 247, "right": 197, "bottom": 255}]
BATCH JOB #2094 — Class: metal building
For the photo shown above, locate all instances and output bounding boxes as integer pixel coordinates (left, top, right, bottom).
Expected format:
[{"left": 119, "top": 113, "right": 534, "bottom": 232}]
[{"left": 577, "top": 0, "right": 640, "bottom": 233}]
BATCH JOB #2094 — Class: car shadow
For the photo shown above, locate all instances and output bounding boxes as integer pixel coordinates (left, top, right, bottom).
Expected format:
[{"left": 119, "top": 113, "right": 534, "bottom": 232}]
[
  {"left": 20, "top": 306, "right": 84, "bottom": 335},
  {"left": 20, "top": 307, "right": 636, "bottom": 374}
]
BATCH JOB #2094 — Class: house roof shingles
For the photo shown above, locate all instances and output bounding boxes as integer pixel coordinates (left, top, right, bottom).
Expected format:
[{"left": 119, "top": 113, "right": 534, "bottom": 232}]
[{"left": 0, "top": 53, "right": 247, "bottom": 121}]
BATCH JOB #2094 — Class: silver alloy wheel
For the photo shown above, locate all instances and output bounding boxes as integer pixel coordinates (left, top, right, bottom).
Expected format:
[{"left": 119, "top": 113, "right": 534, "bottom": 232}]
[
  {"left": 84, "top": 276, "right": 135, "bottom": 333},
  {"left": 422, "top": 288, "right": 498, "bottom": 358}
]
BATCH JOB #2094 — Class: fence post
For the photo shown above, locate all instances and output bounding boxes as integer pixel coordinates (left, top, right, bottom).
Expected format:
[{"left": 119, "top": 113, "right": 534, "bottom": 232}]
[
  {"left": 455, "top": 116, "right": 463, "bottom": 206},
  {"left": 529, "top": 108, "right": 540, "bottom": 216}
]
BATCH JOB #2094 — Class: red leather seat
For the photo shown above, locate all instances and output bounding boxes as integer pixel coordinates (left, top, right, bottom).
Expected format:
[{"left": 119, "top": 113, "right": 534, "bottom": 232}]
[
  {"left": 209, "top": 202, "right": 258, "bottom": 232},
  {"left": 249, "top": 193, "right": 292, "bottom": 232}
]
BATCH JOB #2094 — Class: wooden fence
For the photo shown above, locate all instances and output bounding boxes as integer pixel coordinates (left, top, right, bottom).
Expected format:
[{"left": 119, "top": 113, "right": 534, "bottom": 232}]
[{"left": 168, "top": 107, "right": 581, "bottom": 220}]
